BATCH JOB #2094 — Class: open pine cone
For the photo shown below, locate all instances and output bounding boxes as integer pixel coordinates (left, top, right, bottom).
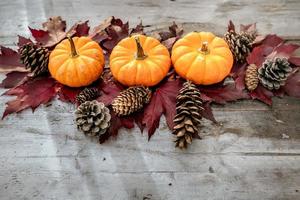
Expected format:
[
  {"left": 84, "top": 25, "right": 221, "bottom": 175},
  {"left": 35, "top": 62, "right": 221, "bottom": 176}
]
[
  {"left": 112, "top": 86, "right": 152, "bottom": 116},
  {"left": 173, "top": 81, "right": 203, "bottom": 149},
  {"left": 20, "top": 43, "right": 50, "bottom": 77},
  {"left": 224, "top": 30, "right": 256, "bottom": 63},
  {"left": 76, "top": 88, "right": 100, "bottom": 105},
  {"left": 258, "top": 57, "right": 292, "bottom": 90},
  {"left": 75, "top": 100, "right": 111, "bottom": 137}
]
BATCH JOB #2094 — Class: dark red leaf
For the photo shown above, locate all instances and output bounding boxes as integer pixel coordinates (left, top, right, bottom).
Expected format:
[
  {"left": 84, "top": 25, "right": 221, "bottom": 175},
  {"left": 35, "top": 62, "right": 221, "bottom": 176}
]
[
  {"left": 261, "top": 34, "right": 283, "bottom": 47},
  {"left": 71, "top": 21, "right": 90, "bottom": 37},
  {"left": 232, "top": 64, "right": 247, "bottom": 91},
  {"left": 17, "top": 36, "right": 33, "bottom": 48},
  {"left": 130, "top": 21, "right": 145, "bottom": 35},
  {"left": 289, "top": 57, "right": 300, "bottom": 67},
  {"left": 282, "top": 69, "right": 300, "bottom": 98},
  {"left": 200, "top": 102, "right": 217, "bottom": 123},
  {"left": 142, "top": 79, "right": 181, "bottom": 139},
  {"left": 249, "top": 85, "right": 274, "bottom": 105},
  {"left": 57, "top": 84, "right": 82, "bottom": 104},
  {"left": 97, "top": 81, "right": 124, "bottom": 106},
  {"left": 99, "top": 111, "right": 134, "bottom": 143},
  {"left": 200, "top": 83, "right": 250, "bottom": 104},
  {"left": 275, "top": 43, "right": 299, "bottom": 57},
  {"left": 2, "top": 77, "right": 57, "bottom": 118},
  {"left": 227, "top": 20, "right": 235, "bottom": 32},
  {"left": 247, "top": 44, "right": 274, "bottom": 67},
  {"left": 29, "top": 16, "right": 67, "bottom": 47},
  {"left": 0, "top": 46, "right": 25, "bottom": 72},
  {"left": 0, "top": 71, "right": 28, "bottom": 88}
]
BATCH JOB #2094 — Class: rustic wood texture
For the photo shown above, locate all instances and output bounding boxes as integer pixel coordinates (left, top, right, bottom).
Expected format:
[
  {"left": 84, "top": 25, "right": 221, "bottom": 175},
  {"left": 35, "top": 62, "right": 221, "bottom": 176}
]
[{"left": 1, "top": 0, "right": 300, "bottom": 200}]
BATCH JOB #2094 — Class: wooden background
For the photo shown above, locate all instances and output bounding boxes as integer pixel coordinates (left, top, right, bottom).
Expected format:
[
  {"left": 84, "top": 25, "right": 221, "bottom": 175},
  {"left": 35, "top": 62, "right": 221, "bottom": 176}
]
[{"left": 0, "top": 0, "right": 300, "bottom": 199}]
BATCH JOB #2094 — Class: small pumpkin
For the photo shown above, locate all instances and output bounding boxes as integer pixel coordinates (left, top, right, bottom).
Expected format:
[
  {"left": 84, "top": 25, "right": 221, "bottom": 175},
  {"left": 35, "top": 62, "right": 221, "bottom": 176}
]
[
  {"left": 110, "top": 34, "right": 171, "bottom": 86},
  {"left": 48, "top": 36, "right": 105, "bottom": 87},
  {"left": 171, "top": 32, "right": 233, "bottom": 85}
]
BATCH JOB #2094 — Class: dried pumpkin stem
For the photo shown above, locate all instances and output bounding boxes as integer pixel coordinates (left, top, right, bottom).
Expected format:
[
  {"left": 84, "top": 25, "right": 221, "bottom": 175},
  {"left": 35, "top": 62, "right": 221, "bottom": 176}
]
[
  {"left": 134, "top": 36, "right": 147, "bottom": 60},
  {"left": 200, "top": 42, "right": 209, "bottom": 54},
  {"left": 67, "top": 35, "right": 78, "bottom": 58}
]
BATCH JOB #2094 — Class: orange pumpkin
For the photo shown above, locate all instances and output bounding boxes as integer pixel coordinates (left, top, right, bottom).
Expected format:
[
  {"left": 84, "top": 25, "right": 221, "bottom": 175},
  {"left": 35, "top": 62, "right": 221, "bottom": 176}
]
[
  {"left": 48, "top": 36, "right": 105, "bottom": 87},
  {"left": 171, "top": 32, "right": 233, "bottom": 85},
  {"left": 110, "top": 34, "right": 171, "bottom": 86}
]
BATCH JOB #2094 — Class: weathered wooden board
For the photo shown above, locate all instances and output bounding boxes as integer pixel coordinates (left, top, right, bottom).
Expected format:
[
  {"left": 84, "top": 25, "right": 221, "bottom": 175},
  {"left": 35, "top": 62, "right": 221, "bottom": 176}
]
[{"left": 1, "top": 0, "right": 300, "bottom": 200}]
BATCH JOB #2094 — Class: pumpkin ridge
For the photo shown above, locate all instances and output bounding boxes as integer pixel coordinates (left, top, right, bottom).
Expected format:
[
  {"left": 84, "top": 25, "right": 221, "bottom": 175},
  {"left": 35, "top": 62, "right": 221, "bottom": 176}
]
[
  {"left": 186, "top": 54, "right": 202, "bottom": 82},
  {"left": 55, "top": 59, "right": 71, "bottom": 85},
  {"left": 146, "top": 59, "right": 165, "bottom": 79},
  {"left": 80, "top": 56, "right": 99, "bottom": 84}
]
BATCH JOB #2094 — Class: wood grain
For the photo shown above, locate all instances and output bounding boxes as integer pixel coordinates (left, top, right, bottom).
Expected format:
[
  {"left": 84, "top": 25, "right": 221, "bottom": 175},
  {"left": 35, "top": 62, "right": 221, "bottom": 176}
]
[{"left": 0, "top": 0, "right": 300, "bottom": 199}]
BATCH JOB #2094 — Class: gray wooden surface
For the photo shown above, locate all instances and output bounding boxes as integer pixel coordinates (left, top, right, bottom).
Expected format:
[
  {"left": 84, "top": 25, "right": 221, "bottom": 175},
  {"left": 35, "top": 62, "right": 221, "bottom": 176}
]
[{"left": 1, "top": 0, "right": 300, "bottom": 200}]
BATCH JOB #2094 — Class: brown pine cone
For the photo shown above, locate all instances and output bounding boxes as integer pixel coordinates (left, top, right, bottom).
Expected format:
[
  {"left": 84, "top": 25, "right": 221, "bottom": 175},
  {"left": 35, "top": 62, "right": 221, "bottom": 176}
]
[
  {"left": 245, "top": 64, "right": 259, "bottom": 91},
  {"left": 224, "top": 30, "right": 256, "bottom": 63},
  {"left": 76, "top": 88, "right": 100, "bottom": 105},
  {"left": 20, "top": 43, "right": 49, "bottom": 77},
  {"left": 112, "top": 86, "right": 152, "bottom": 116},
  {"left": 173, "top": 81, "right": 203, "bottom": 149}
]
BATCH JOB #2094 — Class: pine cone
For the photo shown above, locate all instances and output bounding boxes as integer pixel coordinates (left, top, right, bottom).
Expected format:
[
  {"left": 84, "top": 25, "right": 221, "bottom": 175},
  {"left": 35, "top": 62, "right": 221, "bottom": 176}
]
[
  {"left": 112, "top": 86, "right": 152, "bottom": 116},
  {"left": 258, "top": 57, "right": 292, "bottom": 90},
  {"left": 20, "top": 43, "right": 49, "bottom": 77},
  {"left": 75, "top": 100, "right": 111, "bottom": 136},
  {"left": 76, "top": 88, "right": 100, "bottom": 105},
  {"left": 224, "top": 30, "right": 255, "bottom": 63},
  {"left": 245, "top": 64, "right": 259, "bottom": 91},
  {"left": 173, "top": 81, "right": 203, "bottom": 149}
]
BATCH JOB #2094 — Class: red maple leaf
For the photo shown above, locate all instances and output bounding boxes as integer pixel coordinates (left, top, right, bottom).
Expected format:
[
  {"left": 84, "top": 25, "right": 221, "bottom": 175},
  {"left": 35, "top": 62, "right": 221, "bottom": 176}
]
[
  {"left": 2, "top": 77, "right": 57, "bottom": 118},
  {"left": 282, "top": 69, "right": 300, "bottom": 98},
  {"left": 97, "top": 80, "right": 124, "bottom": 106},
  {"left": 199, "top": 83, "right": 250, "bottom": 104},
  {"left": 0, "top": 46, "right": 26, "bottom": 72},
  {"left": 142, "top": 79, "right": 181, "bottom": 139},
  {"left": 29, "top": 17, "right": 91, "bottom": 48},
  {"left": 99, "top": 111, "right": 134, "bottom": 143},
  {"left": 0, "top": 71, "right": 28, "bottom": 88},
  {"left": 158, "top": 22, "right": 183, "bottom": 51},
  {"left": 56, "top": 84, "right": 82, "bottom": 104},
  {"left": 249, "top": 85, "right": 274, "bottom": 105}
]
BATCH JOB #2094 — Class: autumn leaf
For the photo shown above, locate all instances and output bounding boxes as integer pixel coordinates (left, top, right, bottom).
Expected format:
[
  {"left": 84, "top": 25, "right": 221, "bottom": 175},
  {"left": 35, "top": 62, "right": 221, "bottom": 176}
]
[
  {"left": 17, "top": 36, "right": 33, "bottom": 48},
  {"left": 0, "top": 71, "right": 28, "bottom": 88},
  {"left": 97, "top": 80, "right": 124, "bottom": 106},
  {"left": 2, "top": 77, "right": 57, "bottom": 118},
  {"left": 99, "top": 111, "right": 134, "bottom": 143},
  {"left": 249, "top": 85, "right": 274, "bottom": 105},
  {"left": 130, "top": 21, "right": 146, "bottom": 35},
  {"left": 158, "top": 22, "right": 183, "bottom": 51},
  {"left": 199, "top": 83, "right": 250, "bottom": 104},
  {"left": 142, "top": 79, "right": 181, "bottom": 139},
  {"left": 57, "top": 84, "right": 82, "bottom": 104},
  {"left": 282, "top": 69, "right": 300, "bottom": 98},
  {"left": 0, "top": 46, "right": 26, "bottom": 72},
  {"left": 68, "top": 21, "right": 90, "bottom": 37},
  {"left": 200, "top": 101, "right": 217, "bottom": 123}
]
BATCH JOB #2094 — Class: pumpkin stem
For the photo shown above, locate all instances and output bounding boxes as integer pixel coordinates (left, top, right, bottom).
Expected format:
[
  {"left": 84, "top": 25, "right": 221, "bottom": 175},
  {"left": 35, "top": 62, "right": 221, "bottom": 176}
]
[
  {"left": 134, "top": 36, "right": 147, "bottom": 60},
  {"left": 200, "top": 42, "right": 209, "bottom": 54},
  {"left": 67, "top": 35, "right": 78, "bottom": 58}
]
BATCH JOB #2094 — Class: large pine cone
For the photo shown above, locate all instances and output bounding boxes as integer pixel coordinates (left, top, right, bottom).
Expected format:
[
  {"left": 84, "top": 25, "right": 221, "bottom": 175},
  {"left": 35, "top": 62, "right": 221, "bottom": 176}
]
[
  {"left": 76, "top": 88, "right": 100, "bottom": 105},
  {"left": 75, "top": 100, "right": 111, "bottom": 136},
  {"left": 20, "top": 43, "right": 49, "bottom": 77},
  {"left": 224, "top": 30, "right": 255, "bottom": 63},
  {"left": 258, "top": 57, "right": 292, "bottom": 90},
  {"left": 245, "top": 64, "right": 259, "bottom": 91},
  {"left": 173, "top": 81, "right": 203, "bottom": 149},
  {"left": 112, "top": 86, "right": 152, "bottom": 116}
]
